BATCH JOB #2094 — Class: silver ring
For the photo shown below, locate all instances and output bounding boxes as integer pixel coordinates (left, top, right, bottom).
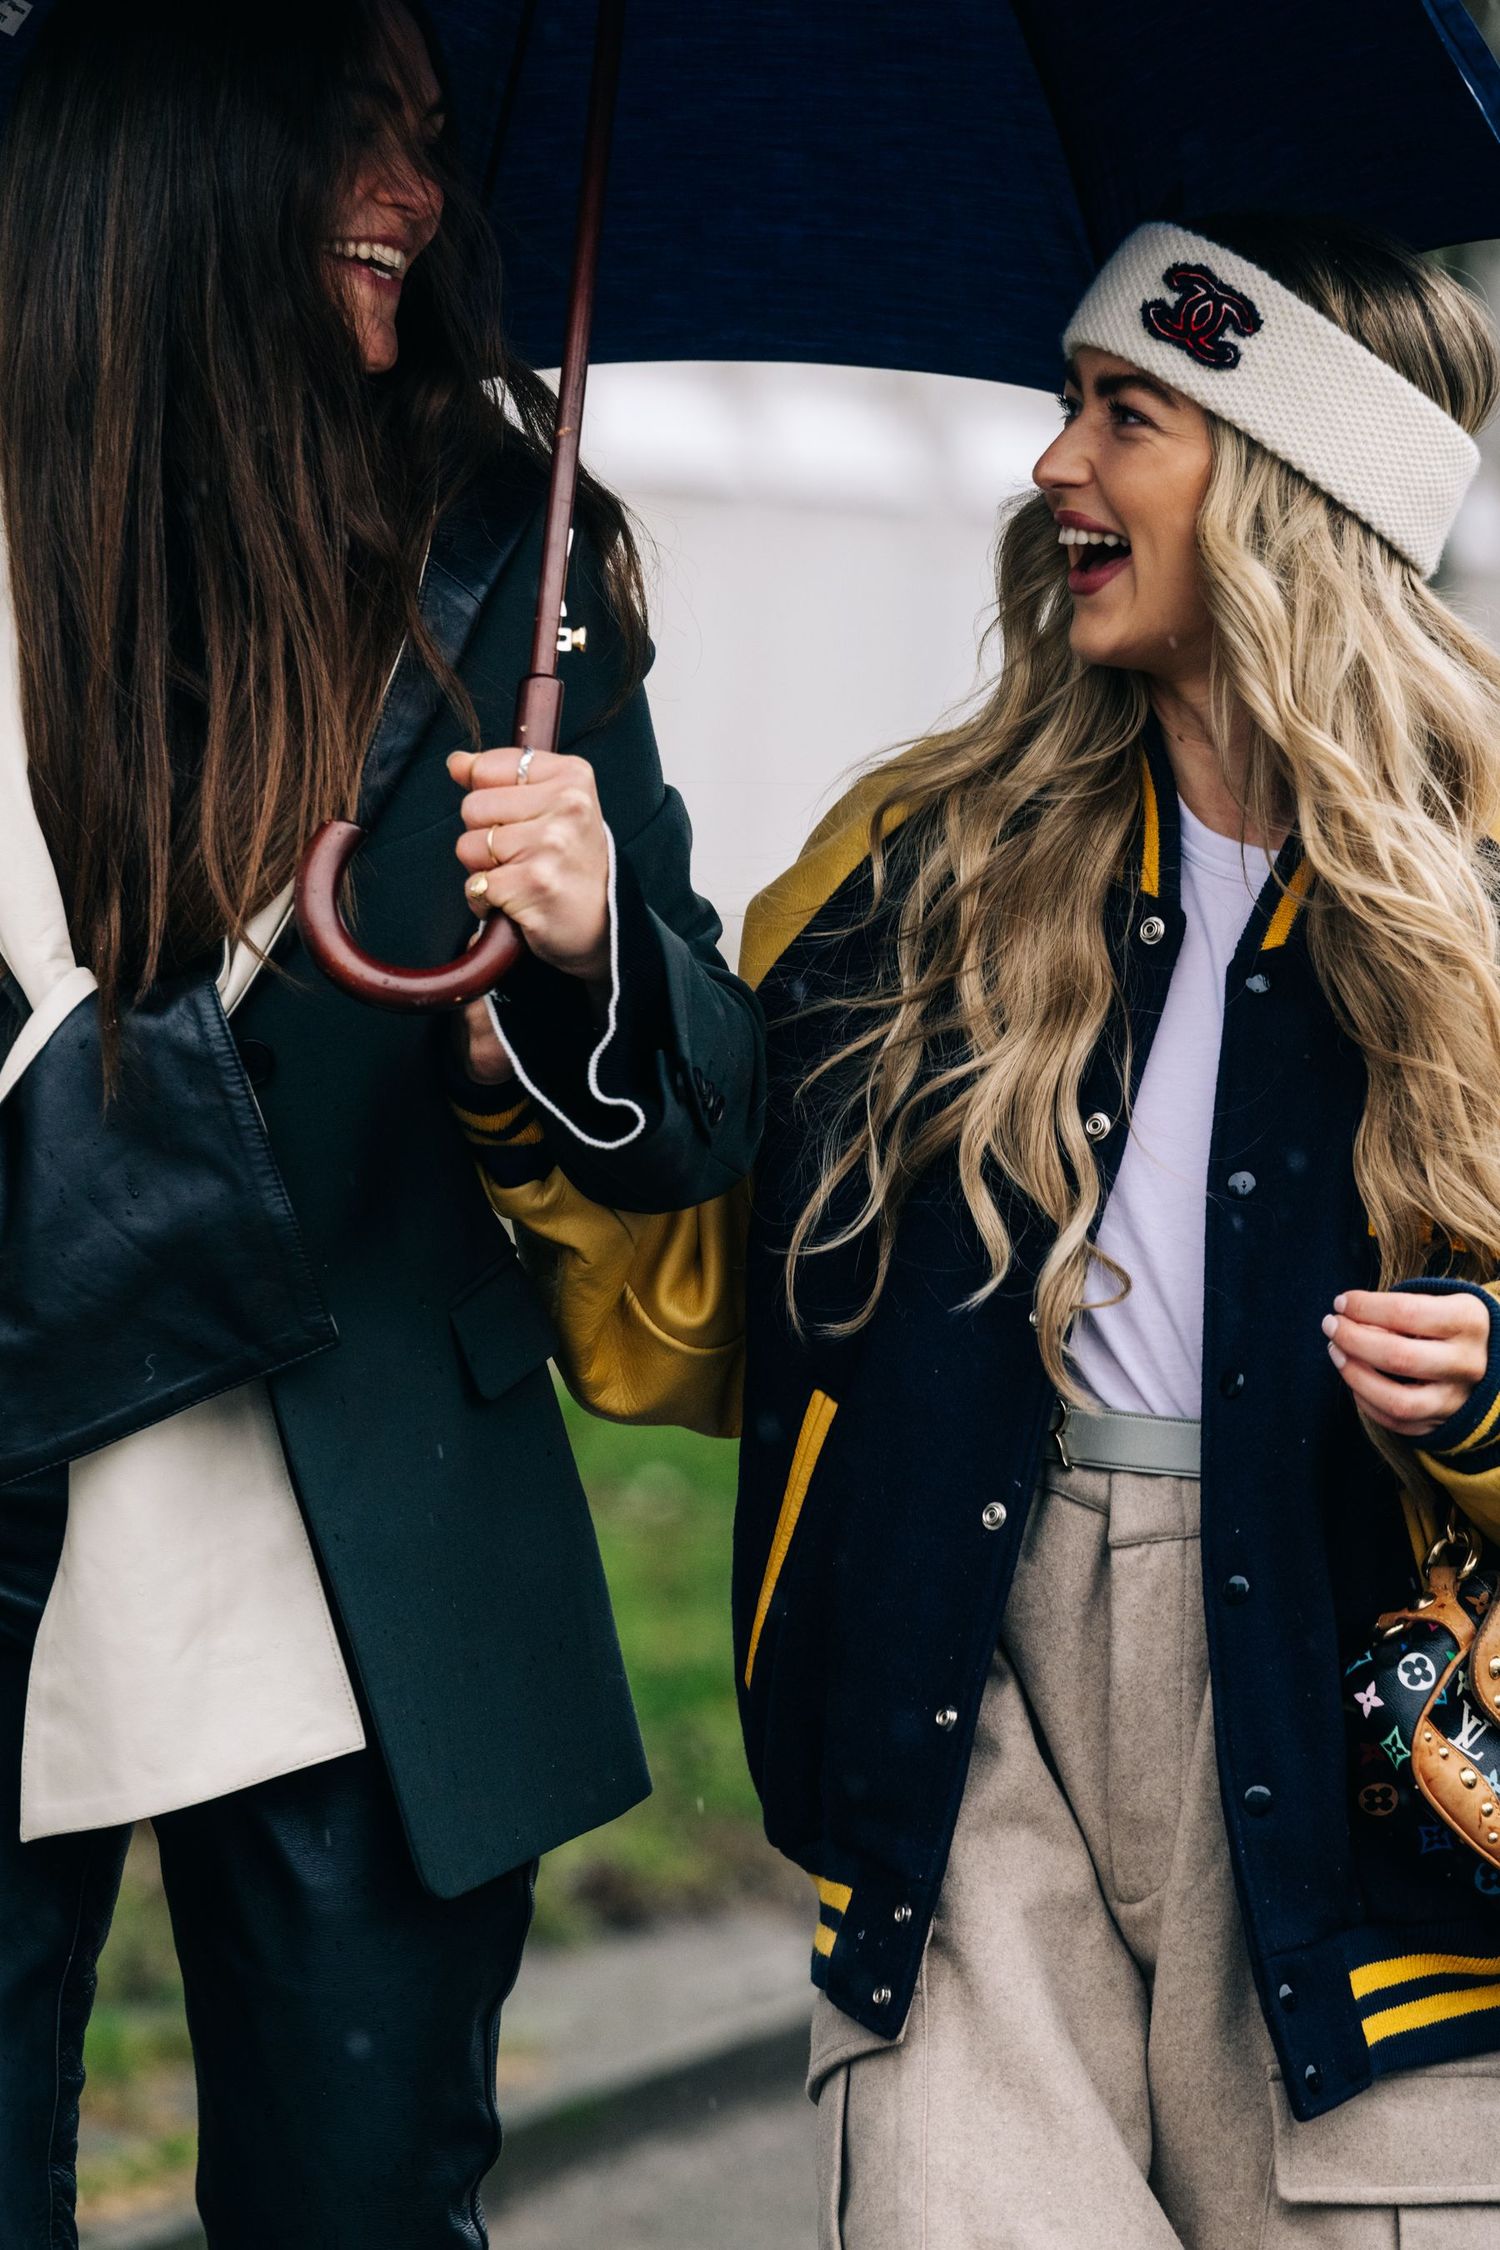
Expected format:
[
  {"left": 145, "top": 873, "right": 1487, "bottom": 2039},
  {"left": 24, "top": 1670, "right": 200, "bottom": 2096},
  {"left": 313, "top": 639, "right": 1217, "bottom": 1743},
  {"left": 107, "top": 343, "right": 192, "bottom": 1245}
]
[{"left": 516, "top": 746, "right": 536, "bottom": 785}]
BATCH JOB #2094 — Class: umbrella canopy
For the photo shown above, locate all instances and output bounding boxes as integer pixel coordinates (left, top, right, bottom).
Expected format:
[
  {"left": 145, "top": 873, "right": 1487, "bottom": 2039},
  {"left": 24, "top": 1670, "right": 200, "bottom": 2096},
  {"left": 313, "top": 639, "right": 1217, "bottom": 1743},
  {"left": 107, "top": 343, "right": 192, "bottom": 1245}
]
[
  {"left": 4, "top": 0, "right": 1498, "bottom": 1007},
  {"left": 0, "top": 0, "right": 1496, "bottom": 383},
  {"left": 419, "top": 0, "right": 1500, "bottom": 391}
]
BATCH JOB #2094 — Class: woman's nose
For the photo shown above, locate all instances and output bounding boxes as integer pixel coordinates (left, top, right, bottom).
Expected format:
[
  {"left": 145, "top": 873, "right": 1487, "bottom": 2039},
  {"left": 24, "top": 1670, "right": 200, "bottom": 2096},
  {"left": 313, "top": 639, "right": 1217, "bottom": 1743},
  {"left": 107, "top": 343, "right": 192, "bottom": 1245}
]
[
  {"left": 1032, "top": 420, "right": 1089, "bottom": 495},
  {"left": 369, "top": 154, "right": 444, "bottom": 235}
]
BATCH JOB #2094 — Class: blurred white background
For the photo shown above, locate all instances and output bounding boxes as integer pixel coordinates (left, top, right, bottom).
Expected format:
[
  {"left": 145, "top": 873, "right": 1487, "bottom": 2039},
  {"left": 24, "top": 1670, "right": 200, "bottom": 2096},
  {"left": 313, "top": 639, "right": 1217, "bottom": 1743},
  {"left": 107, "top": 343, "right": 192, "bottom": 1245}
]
[
  {"left": 574, "top": 362, "right": 1057, "bottom": 958},
  {"left": 561, "top": 237, "right": 1500, "bottom": 964}
]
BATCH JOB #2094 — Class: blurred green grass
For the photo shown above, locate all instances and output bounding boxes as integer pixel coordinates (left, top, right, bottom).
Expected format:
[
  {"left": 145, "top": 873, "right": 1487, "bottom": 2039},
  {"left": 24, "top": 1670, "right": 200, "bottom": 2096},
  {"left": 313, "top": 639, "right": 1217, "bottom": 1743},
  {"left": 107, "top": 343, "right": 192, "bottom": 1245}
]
[{"left": 81, "top": 1392, "right": 778, "bottom": 2212}]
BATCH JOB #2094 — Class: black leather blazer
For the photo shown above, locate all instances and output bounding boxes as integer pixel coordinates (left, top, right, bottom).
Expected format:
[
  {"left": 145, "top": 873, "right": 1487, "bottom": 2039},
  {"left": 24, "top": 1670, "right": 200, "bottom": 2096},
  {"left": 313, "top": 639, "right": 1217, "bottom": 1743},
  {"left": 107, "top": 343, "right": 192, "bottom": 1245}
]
[{"left": 0, "top": 446, "right": 765, "bottom": 1893}]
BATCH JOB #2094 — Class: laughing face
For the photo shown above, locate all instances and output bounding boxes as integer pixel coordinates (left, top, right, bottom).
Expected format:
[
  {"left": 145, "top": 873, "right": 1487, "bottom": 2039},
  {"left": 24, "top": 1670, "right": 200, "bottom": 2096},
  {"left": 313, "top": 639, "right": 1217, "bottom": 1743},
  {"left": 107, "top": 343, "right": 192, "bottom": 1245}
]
[
  {"left": 1032, "top": 347, "right": 1215, "bottom": 684},
  {"left": 326, "top": 7, "right": 446, "bottom": 374}
]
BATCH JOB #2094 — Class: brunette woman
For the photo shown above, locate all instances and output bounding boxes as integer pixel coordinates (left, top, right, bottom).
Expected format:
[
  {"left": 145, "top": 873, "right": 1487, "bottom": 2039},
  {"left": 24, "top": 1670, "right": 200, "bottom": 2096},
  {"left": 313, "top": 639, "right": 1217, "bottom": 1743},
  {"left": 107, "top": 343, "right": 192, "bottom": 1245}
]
[
  {"left": 0, "top": 3, "right": 760, "bottom": 2243},
  {"left": 482, "top": 217, "right": 1500, "bottom": 2243}
]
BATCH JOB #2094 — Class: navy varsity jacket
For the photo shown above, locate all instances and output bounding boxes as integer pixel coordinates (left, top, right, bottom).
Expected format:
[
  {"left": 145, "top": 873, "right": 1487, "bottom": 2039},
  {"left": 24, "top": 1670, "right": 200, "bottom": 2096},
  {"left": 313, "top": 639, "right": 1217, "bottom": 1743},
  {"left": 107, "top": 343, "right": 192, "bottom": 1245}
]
[{"left": 470, "top": 714, "right": 1500, "bottom": 2121}]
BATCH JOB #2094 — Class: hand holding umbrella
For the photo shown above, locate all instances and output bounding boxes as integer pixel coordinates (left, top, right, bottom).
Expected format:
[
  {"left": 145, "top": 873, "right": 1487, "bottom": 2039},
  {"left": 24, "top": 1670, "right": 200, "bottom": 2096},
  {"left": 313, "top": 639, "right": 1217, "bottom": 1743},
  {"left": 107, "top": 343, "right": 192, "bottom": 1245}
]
[{"left": 445, "top": 741, "right": 613, "bottom": 1078}]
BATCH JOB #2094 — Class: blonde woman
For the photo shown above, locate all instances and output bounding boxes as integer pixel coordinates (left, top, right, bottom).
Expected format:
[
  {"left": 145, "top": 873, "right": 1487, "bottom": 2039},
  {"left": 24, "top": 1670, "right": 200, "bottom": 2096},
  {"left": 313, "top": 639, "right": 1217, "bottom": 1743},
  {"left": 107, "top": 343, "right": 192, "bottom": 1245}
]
[{"left": 461, "top": 215, "right": 1500, "bottom": 2245}]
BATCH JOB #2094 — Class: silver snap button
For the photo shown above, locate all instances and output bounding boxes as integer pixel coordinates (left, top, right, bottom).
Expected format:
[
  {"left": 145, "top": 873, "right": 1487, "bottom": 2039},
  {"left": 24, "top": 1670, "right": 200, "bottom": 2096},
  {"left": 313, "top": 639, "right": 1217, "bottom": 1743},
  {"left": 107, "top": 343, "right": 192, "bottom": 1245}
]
[
  {"left": 1084, "top": 1111, "right": 1112, "bottom": 1141},
  {"left": 1228, "top": 1170, "right": 1256, "bottom": 1197},
  {"left": 893, "top": 1903, "right": 913, "bottom": 1925},
  {"left": 872, "top": 1986, "right": 892, "bottom": 2007},
  {"left": 981, "top": 1502, "right": 1007, "bottom": 1531},
  {"left": 1139, "top": 915, "right": 1166, "bottom": 945},
  {"left": 935, "top": 1706, "right": 958, "bottom": 1730}
]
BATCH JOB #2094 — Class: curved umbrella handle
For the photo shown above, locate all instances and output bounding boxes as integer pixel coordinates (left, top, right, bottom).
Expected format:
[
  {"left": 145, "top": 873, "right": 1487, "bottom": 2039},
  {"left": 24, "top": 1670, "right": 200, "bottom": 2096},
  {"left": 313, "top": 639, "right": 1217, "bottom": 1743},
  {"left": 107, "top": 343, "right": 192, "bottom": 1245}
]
[{"left": 294, "top": 819, "right": 524, "bottom": 1013}]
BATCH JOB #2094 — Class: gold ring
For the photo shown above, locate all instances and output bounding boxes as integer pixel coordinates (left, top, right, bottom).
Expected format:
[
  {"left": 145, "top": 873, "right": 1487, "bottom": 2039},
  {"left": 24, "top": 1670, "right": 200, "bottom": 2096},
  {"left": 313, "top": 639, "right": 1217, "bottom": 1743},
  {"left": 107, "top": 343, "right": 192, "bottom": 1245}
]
[
  {"left": 466, "top": 872, "right": 491, "bottom": 903},
  {"left": 486, "top": 825, "right": 501, "bottom": 864}
]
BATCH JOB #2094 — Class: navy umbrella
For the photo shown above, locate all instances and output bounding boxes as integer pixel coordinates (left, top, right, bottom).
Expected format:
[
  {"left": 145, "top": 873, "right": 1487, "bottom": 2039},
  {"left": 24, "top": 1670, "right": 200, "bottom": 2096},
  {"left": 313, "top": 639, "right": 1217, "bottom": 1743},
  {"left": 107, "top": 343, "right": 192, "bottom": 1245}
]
[
  {"left": 451, "top": 0, "right": 1500, "bottom": 389},
  {"left": 6, "top": 1, "right": 1499, "bottom": 999},
  {"left": 318, "top": 0, "right": 1500, "bottom": 1000}
]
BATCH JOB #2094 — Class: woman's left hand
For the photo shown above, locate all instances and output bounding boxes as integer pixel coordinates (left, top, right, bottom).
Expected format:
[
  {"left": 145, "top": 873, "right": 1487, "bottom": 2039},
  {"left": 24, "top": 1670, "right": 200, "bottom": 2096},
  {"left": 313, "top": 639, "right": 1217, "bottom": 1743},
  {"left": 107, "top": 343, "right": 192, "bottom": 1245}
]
[
  {"left": 447, "top": 745, "right": 611, "bottom": 988},
  {"left": 1324, "top": 1288, "right": 1490, "bottom": 1438}
]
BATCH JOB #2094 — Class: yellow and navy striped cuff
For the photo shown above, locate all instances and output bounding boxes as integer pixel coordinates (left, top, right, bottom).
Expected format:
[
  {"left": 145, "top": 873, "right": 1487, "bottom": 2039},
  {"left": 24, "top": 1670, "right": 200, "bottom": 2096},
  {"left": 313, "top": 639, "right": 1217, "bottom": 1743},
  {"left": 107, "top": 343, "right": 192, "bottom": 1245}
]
[
  {"left": 449, "top": 1088, "right": 552, "bottom": 1188},
  {"left": 1351, "top": 1949, "right": 1500, "bottom": 2053},
  {"left": 1401, "top": 1278, "right": 1500, "bottom": 1469}
]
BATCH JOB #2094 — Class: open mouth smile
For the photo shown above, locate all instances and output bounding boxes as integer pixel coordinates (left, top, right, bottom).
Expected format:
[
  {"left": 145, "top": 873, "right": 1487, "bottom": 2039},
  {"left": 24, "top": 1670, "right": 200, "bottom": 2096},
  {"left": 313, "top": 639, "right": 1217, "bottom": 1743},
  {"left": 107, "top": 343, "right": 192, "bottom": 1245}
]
[
  {"left": 327, "top": 238, "right": 411, "bottom": 290},
  {"left": 1058, "top": 523, "right": 1132, "bottom": 595}
]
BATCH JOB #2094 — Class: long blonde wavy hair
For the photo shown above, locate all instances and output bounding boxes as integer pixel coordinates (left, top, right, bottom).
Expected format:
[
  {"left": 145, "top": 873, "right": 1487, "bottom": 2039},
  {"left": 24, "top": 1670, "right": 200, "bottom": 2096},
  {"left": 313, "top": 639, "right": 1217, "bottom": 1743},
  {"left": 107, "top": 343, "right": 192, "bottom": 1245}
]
[{"left": 788, "top": 216, "right": 1500, "bottom": 1395}]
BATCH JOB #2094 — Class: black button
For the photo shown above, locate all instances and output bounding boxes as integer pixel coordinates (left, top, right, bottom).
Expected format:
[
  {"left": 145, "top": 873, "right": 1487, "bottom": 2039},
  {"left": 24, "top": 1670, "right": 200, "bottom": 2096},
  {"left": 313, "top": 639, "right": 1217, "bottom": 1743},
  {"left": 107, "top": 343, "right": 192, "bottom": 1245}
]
[
  {"left": 1245, "top": 972, "right": 1271, "bottom": 995},
  {"left": 708, "top": 1092, "right": 726, "bottom": 1126},
  {"left": 237, "top": 1038, "right": 275, "bottom": 1088},
  {"left": 1219, "top": 1369, "right": 1245, "bottom": 1399},
  {"left": 1224, "top": 1574, "right": 1251, "bottom": 1606},
  {"left": 1244, "top": 1784, "right": 1274, "bottom": 1817},
  {"left": 1278, "top": 1982, "right": 1296, "bottom": 2011},
  {"left": 1303, "top": 2063, "right": 1322, "bottom": 2095},
  {"left": 1227, "top": 1171, "right": 1256, "bottom": 1197}
]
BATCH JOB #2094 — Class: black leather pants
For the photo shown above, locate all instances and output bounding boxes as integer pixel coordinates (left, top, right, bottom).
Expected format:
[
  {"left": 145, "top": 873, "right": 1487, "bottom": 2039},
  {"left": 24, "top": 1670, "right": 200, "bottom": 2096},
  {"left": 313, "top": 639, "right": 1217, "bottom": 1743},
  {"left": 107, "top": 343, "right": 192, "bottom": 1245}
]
[{"left": 0, "top": 1471, "right": 536, "bottom": 2250}]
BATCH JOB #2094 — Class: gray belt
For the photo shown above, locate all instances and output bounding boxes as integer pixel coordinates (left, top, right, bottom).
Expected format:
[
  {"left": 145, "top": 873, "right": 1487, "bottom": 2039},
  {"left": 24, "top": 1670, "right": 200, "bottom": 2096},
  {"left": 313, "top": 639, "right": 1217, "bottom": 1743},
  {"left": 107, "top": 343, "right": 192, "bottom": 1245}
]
[{"left": 1050, "top": 1401, "right": 1201, "bottom": 1479}]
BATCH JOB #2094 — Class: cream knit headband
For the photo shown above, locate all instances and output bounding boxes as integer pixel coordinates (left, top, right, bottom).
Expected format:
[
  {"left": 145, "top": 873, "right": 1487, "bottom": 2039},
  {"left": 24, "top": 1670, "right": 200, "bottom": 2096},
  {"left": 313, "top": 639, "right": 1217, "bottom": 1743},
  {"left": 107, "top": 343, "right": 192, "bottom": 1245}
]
[{"left": 1062, "top": 223, "right": 1479, "bottom": 579}]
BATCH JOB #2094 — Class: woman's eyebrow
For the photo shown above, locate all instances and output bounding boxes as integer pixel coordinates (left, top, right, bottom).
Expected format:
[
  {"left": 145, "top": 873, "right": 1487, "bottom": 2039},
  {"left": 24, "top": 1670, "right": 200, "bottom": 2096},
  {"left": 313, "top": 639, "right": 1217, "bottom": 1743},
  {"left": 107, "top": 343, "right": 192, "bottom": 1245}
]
[{"left": 1095, "top": 370, "right": 1182, "bottom": 412}]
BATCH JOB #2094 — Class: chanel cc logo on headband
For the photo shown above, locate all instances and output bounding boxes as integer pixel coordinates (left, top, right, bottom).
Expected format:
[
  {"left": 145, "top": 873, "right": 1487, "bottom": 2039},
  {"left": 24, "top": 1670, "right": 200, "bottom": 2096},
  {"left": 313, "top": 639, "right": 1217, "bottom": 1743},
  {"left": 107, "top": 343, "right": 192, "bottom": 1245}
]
[
  {"left": 1064, "top": 223, "right": 1479, "bottom": 576},
  {"left": 1141, "top": 263, "right": 1264, "bottom": 370}
]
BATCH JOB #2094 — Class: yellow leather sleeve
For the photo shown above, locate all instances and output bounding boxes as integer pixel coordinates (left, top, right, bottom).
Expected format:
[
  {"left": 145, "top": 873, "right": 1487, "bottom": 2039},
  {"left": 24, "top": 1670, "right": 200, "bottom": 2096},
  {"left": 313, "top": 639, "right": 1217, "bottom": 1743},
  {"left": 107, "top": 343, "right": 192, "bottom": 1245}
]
[
  {"left": 1414, "top": 1455, "right": 1500, "bottom": 1547},
  {"left": 1417, "top": 1446, "right": 1500, "bottom": 1550},
  {"left": 486, "top": 1168, "right": 749, "bottom": 1438},
  {"left": 478, "top": 754, "right": 919, "bottom": 1439}
]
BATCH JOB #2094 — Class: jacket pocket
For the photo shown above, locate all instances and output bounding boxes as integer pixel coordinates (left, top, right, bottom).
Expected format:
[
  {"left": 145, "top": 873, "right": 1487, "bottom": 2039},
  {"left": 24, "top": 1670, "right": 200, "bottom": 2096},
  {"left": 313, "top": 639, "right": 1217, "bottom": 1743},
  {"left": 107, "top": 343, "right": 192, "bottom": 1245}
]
[
  {"left": 1264, "top": 2062, "right": 1500, "bottom": 2246},
  {"left": 449, "top": 1251, "right": 560, "bottom": 1401},
  {"left": 744, "top": 1388, "right": 838, "bottom": 1687}
]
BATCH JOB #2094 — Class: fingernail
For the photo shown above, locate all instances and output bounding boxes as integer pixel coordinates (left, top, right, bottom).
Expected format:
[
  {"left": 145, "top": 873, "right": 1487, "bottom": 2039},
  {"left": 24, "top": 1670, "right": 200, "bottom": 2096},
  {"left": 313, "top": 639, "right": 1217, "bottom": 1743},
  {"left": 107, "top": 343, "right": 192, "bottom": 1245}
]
[
  {"left": 466, "top": 874, "right": 490, "bottom": 901},
  {"left": 1321, "top": 1314, "right": 1338, "bottom": 1338},
  {"left": 1333, "top": 1294, "right": 1347, "bottom": 1313},
  {"left": 1327, "top": 1341, "right": 1347, "bottom": 1369}
]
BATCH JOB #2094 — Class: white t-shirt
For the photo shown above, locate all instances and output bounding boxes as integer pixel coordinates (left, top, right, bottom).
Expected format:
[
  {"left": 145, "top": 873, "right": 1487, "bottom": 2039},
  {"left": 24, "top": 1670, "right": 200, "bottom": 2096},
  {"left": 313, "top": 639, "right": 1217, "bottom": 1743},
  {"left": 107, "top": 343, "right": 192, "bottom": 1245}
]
[{"left": 1069, "top": 799, "right": 1271, "bottom": 1420}]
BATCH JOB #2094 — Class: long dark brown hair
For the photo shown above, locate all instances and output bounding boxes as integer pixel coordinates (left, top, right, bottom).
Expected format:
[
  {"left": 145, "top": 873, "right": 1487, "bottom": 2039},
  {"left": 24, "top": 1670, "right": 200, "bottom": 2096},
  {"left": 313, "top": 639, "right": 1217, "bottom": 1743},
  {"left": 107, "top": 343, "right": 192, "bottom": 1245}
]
[{"left": 0, "top": 0, "right": 644, "bottom": 1053}]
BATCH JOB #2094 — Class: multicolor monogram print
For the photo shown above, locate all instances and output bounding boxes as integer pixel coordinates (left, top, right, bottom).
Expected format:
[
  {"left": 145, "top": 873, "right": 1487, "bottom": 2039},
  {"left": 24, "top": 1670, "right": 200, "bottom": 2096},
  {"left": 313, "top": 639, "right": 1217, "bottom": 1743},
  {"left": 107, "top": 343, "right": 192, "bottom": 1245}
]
[
  {"left": 1346, "top": 1573, "right": 1500, "bottom": 1899},
  {"left": 1140, "top": 262, "right": 1264, "bottom": 370}
]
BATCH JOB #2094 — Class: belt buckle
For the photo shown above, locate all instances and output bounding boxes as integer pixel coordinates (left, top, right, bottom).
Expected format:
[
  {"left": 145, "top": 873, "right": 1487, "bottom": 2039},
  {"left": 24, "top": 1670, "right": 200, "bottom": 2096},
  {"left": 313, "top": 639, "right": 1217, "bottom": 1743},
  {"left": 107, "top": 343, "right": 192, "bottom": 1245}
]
[{"left": 1049, "top": 1399, "right": 1073, "bottom": 1472}]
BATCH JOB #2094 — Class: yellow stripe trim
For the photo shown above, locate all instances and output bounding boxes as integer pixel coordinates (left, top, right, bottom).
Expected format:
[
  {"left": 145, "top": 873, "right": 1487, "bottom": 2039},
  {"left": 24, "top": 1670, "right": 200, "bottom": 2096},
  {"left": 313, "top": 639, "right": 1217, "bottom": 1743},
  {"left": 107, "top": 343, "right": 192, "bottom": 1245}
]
[
  {"left": 1139, "top": 753, "right": 1160, "bottom": 898},
  {"left": 1350, "top": 1950, "right": 1500, "bottom": 2001},
  {"left": 743, "top": 1390, "right": 839, "bottom": 1687},
  {"left": 1438, "top": 1391, "right": 1500, "bottom": 1463},
  {"left": 1362, "top": 1981, "right": 1500, "bottom": 2047},
  {"left": 451, "top": 1100, "right": 545, "bottom": 1145},
  {"left": 1260, "top": 859, "right": 1312, "bottom": 951},
  {"left": 813, "top": 1921, "right": 837, "bottom": 1958},
  {"left": 816, "top": 1876, "right": 853, "bottom": 1915}
]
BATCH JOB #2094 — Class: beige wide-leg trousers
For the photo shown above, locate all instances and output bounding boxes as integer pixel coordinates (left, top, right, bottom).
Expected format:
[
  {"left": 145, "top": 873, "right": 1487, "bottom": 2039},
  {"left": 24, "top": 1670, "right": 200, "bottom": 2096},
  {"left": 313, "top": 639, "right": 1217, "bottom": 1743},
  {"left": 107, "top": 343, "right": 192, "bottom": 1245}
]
[{"left": 811, "top": 1454, "right": 1500, "bottom": 2249}]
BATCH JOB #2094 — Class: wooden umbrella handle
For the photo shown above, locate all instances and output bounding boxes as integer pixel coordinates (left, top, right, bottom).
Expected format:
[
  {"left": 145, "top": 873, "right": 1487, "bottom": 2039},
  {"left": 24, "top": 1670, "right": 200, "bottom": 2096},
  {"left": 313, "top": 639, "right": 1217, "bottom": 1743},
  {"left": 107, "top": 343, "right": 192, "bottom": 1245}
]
[
  {"left": 294, "top": 675, "right": 566, "bottom": 1013},
  {"left": 293, "top": 818, "right": 525, "bottom": 1013},
  {"left": 292, "top": 0, "right": 624, "bottom": 1013}
]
